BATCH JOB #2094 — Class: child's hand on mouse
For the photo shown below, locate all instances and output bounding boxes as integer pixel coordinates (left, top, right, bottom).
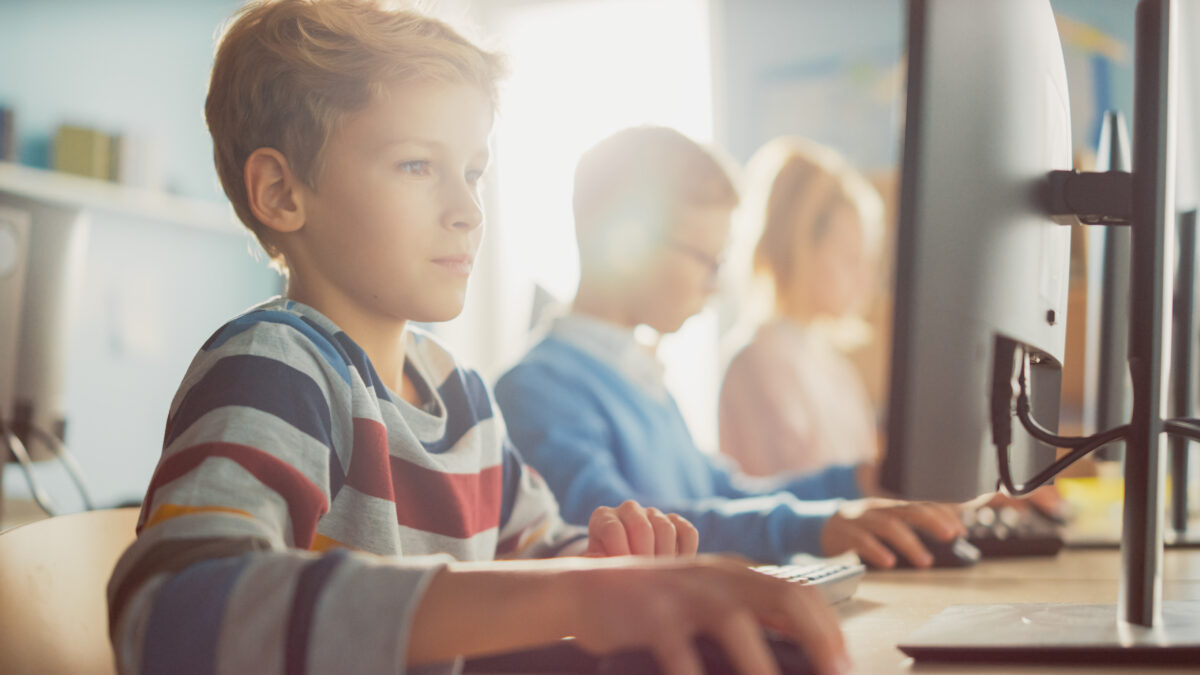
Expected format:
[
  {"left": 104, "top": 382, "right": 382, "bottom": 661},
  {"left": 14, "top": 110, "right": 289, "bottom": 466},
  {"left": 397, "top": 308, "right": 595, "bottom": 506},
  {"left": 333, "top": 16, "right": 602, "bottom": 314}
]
[
  {"left": 819, "top": 498, "right": 966, "bottom": 568},
  {"left": 585, "top": 500, "right": 700, "bottom": 557}
]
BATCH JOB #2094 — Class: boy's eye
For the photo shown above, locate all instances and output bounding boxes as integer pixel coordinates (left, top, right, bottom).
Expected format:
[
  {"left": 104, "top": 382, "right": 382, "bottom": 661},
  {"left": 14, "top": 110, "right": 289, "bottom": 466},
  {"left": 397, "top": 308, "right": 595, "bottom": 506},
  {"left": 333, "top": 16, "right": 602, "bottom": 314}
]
[
  {"left": 397, "top": 160, "right": 431, "bottom": 176},
  {"left": 465, "top": 168, "right": 485, "bottom": 185}
]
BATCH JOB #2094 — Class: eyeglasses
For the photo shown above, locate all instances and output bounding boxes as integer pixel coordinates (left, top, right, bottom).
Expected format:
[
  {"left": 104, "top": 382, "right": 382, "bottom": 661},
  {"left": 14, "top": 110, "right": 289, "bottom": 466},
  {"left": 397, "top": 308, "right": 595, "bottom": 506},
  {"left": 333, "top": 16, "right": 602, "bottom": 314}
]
[{"left": 667, "top": 239, "right": 724, "bottom": 283}]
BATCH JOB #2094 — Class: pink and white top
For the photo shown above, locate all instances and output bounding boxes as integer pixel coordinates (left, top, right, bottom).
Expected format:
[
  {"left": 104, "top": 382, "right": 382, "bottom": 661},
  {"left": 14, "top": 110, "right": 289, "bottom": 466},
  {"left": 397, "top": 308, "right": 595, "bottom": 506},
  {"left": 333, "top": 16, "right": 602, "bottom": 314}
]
[{"left": 719, "top": 318, "right": 879, "bottom": 478}]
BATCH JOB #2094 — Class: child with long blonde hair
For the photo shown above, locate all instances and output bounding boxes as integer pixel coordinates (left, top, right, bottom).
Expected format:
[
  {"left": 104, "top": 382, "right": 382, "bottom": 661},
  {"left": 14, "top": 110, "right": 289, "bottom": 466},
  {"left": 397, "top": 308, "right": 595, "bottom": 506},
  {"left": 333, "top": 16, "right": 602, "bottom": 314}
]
[{"left": 720, "top": 137, "right": 886, "bottom": 479}]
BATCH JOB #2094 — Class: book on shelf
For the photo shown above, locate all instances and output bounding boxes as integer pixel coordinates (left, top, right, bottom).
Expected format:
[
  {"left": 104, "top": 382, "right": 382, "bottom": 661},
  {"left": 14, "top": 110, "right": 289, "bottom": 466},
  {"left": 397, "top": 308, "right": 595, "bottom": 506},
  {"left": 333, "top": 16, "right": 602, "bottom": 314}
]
[
  {"left": 0, "top": 107, "right": 14, "bottom": 162},
  {"left": 110, "top": 133, "right": 164, "bottom": 191},
  {"left": 53, "top": 124, "right": 111, "bottom": 180}
]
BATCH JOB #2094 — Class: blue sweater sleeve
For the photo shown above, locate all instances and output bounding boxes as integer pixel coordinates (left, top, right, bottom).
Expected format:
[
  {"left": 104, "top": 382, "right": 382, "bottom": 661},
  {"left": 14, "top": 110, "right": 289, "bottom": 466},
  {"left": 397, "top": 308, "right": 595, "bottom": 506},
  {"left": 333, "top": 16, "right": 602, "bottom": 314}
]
[
  {"left": 780, "top": 465, "right": 862, "bottom": 500},
  {"left": 702, "top": 455, "right": 860, "bottom": 502},
  {"left": 495, "top": 362, "right": 837, "bottom": 563}
]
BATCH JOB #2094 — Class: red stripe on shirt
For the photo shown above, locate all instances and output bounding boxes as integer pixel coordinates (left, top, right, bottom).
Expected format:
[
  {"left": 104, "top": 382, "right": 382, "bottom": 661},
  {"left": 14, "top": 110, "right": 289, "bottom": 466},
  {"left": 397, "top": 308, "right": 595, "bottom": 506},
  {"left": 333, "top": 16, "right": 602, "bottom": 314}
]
[
  {"left": 496, "top": 533, "right": 520, "bottom": 556},
  {"left": 343, "top": 418, "right": 392, "bottom": 499},
  {"left": 142, "top": 442, "right": 328, "bottom": 548},
  {"left": 390, "top": 456, "right": 503, "bottom": 540}
]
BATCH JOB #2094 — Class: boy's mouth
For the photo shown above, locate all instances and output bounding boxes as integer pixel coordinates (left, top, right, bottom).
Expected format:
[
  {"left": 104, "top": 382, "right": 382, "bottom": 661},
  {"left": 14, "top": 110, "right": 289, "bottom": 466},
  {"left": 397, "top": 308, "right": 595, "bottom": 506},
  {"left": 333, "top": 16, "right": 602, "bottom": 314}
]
[{"left": 431, "top": 254, "right": 474, "bottom": 276}]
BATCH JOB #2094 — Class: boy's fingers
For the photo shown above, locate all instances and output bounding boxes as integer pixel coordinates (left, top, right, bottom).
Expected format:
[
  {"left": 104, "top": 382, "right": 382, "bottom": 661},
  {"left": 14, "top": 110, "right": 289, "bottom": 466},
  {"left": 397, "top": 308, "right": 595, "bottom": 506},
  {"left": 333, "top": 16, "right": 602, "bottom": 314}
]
[
  {"left": 708, "top": 611, "right": 781, "bottom": 675},
  {"left": 650, "top": 634, "right": 706, "bottom": 675},
  {"left": 616, "top": 500, "right": 655, "bottom": 556},
  {"left": 824, "top": 517, "right": 895, "bottom": 568},
  {"left": 589, "top": 509, "right": 630, "bottom": 556},
  {"left": 863, "top": 513, "right": 930, "bottom": 568},
  {"left": 909, "top": 502, "right": 967, "bottom": 537},
  {"left": 646, "top": 508, "right": 677, "bottom": 557},
  {"left": 669, "top": 514, "right": 699, "bottom": 555},
  {"left": 777, "top": 587, "right": 851, "bottom": 675}
]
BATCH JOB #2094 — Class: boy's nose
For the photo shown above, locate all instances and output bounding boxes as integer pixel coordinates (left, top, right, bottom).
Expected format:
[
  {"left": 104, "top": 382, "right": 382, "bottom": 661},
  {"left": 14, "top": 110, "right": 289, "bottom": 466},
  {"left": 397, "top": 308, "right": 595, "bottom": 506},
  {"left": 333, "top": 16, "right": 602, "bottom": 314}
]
[{"left": 447, "top": 187, "right": 484, "bottom": 231}]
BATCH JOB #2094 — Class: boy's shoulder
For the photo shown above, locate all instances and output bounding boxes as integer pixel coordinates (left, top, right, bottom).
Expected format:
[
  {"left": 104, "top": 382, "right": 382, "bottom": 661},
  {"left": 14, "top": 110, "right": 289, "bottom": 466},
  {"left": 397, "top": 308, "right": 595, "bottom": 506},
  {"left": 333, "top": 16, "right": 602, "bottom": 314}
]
[
  {"left": 200, "top": 299, "right": 475, "bottom": 386},
  {"left": 202, "top": 297, "right": 347, "bottom": 361},
  {"left": 185, "top": 297, "right": 358, "bottom": 388}
]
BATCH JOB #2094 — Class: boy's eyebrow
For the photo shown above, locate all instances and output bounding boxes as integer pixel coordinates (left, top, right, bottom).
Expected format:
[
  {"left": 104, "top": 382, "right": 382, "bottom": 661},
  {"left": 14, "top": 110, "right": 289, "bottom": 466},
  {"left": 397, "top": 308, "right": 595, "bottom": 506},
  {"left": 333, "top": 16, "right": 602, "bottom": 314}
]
[
  {"left": 377, "top": 138, "right": 491, "bottom": 163},
  {"left": 380, "top": 138, "right": 440, "bottom": 150}
]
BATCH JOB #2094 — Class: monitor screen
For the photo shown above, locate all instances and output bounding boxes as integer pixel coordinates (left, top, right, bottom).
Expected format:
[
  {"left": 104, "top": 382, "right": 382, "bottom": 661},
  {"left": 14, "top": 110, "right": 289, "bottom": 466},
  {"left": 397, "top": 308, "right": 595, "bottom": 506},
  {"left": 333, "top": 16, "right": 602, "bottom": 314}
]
[{"left": 880, "top": 0, "right": 1074, "bottom": 501}]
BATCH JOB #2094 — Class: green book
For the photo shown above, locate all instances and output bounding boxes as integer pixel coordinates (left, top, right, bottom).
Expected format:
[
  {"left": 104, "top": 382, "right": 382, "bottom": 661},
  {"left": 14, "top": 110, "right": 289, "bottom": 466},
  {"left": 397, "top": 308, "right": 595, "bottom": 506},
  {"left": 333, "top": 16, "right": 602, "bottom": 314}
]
[{"left": 53, "top": 124, "right": 111, "bottom": 179}]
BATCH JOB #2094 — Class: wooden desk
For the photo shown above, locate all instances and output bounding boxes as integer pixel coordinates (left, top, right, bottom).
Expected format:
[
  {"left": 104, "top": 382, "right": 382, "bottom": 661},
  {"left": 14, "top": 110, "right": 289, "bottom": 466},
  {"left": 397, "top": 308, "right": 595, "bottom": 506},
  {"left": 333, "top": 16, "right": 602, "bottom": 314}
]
[{"left": 837, "top": 548, "right": 1200, "bottom": 673}]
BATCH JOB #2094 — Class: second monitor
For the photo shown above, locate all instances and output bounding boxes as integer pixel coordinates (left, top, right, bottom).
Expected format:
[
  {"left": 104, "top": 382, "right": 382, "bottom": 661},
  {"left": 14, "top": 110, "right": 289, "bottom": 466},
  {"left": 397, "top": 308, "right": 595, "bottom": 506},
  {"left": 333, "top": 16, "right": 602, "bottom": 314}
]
[{"left": 880, "top": 0, "right": 1074, "bottom": 503}]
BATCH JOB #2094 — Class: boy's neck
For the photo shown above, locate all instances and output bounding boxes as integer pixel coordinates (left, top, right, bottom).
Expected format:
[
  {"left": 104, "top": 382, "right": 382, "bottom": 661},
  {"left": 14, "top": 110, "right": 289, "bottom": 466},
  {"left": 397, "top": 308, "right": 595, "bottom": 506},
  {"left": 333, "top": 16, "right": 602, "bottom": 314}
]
[
  {"left": 285, "top": 279, "right": 419, "bottom": 405},
  {"left": 572, "top": 281, "right": 637, "bottom": 329}
]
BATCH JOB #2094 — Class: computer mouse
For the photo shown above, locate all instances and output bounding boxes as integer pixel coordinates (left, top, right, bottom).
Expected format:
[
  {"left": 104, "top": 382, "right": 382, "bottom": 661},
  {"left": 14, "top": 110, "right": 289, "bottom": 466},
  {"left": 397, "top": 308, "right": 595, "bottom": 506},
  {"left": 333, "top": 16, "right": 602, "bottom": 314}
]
[
  {"left": 872, "top": 530, "right": 982, "bottom": 569},
  {"left": 599, "top": 633, "right": 815, "bottom": 675}
]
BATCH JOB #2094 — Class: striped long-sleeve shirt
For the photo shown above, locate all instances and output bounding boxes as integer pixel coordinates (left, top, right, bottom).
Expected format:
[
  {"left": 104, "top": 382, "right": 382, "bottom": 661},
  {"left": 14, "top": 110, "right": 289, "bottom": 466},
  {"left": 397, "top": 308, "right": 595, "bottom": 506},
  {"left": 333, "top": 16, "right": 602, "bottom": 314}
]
[{"left": 107, "top": 297, "right": 587, "bottom": 675}]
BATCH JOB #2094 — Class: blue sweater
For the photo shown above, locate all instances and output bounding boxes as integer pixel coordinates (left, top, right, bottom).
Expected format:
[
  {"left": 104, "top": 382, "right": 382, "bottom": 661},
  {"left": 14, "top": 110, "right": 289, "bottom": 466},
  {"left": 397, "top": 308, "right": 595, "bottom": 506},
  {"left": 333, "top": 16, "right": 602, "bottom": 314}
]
[{"left": 495, "top": 335, "right": 862, "bottom": 563}]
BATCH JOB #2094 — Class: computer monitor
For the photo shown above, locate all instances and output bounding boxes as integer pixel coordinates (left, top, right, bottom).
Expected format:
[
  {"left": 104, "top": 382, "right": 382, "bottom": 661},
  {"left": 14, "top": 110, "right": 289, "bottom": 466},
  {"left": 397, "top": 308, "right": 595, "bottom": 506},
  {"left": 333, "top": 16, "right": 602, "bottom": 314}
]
[
  {"left": 0, "top": 194, "right": 90, "bottom": 515},
  {"left": 0, "top": 204, "right": 31, "bottom": 431},
  {"left": 883, "top": 0, "right": 1200, "bottom": 661},
  {"left": 879, "top": 0, "right": 1073, "bottom": 502}
]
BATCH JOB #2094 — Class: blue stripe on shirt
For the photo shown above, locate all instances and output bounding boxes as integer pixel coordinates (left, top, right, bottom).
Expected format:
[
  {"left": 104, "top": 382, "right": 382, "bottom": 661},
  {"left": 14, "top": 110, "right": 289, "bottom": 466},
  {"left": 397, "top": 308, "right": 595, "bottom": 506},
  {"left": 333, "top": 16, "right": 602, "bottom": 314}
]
[
  {"left": 164, "top": 354, "right": 334, "bottom": 452},
  {"left": 423, "top": 369, "right": 494, "bottom": 454},
  {"left": 201, "top": 310, "right": 352, "bottom": 386},
  {"left": 332, "top": 332, "right": 392, "bottom": 401},
  {"left": 285, "top": 549, "right": 348, "bottom": 675},
  {"left": 140, "top": 555, "right": 251, "bottom": 675},
  {"left": 497, "top": 440, "right": 522, "bottom": 530}
]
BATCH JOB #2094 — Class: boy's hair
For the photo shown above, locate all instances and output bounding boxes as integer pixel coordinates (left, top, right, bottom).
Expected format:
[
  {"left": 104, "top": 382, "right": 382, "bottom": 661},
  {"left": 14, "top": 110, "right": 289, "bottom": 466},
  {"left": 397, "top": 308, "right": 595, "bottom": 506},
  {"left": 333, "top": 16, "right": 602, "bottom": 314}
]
[
  {"left": 572, "top": 126, "right": 739, "bottom": 273},
  {"left": 751, "top": 136, "right": 884, "bottom": 304},
  {"left": 206, "top": 0, "right": 505, "bottom": 269}
]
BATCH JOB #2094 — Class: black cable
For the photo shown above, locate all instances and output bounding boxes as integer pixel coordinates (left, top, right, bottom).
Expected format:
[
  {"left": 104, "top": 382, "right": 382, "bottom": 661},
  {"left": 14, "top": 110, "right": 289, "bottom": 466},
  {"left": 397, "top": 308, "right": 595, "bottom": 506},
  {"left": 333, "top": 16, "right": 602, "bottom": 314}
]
[
  {"left": 2, "top": 428, "right": 60, "bottom": 517},
  {"left": 999, "top": 422, "right": 1130, "bottom": 496},
  {"left": 1165, "top": 420, "right": 1200, "bottom": 443},
  {"left": 26, "top": 424, "right": 96, "bottom": 510},
  {"left": 996, "top": 346, "right": 1130, "bottom": 496}
]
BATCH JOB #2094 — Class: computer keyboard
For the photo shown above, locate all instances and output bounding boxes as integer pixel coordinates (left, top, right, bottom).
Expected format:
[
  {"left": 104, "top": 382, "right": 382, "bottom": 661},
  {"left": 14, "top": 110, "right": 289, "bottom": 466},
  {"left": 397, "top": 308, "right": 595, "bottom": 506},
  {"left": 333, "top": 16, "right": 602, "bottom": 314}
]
[
  {"left": 963, "top": 506, "right": 1064, "bottom": 557},
  {"left": 752, "top": 555, "right": 866, "bottom": 604}
]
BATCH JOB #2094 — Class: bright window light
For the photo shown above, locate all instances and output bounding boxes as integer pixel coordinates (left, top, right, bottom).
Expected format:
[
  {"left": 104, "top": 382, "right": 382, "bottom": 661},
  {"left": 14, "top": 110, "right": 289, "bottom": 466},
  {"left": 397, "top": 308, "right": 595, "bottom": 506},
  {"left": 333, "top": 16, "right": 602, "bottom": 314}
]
[
  {"left": 494, "top": 0, "right": 713, "bottom": 300},
  {"left": 491, "top": 0, "right": 721, "bottom": 451}
]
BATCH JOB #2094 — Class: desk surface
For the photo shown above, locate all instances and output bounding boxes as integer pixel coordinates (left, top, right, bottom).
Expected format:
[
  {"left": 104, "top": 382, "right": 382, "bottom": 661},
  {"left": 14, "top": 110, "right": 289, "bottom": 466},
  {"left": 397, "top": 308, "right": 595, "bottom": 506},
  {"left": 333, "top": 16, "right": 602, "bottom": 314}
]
[{"left": 837, "top": 548, "right": 1200, "bottom": 673}]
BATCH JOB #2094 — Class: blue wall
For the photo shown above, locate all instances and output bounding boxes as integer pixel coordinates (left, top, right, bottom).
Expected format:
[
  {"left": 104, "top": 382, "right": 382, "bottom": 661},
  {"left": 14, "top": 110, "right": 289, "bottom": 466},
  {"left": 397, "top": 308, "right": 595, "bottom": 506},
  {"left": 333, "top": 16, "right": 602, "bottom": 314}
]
[
  {"left": 0, "top": 0, "right": 241, "bottom": 200},
  {"left": 718, "top": 0, "right": 1137, "bottom": 168},
  {"left": 1, "top": 0, "right": 280, "bottom": 511}
]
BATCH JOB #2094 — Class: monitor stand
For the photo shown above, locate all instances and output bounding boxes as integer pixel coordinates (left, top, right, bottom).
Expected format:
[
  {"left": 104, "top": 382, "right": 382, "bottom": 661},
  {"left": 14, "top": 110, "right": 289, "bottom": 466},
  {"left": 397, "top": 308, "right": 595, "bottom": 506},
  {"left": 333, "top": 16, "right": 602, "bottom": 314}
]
[{"left": 899, "top": 603, "right": 1200, "bottom": 664}]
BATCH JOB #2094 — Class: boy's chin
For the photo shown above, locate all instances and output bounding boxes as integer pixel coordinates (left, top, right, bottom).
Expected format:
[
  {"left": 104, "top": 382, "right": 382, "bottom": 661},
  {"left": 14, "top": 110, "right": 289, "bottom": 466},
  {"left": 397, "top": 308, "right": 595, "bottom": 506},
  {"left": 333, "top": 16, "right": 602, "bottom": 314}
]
[{"left": 409, "top": 301, "right": 466, "bottom": 324}]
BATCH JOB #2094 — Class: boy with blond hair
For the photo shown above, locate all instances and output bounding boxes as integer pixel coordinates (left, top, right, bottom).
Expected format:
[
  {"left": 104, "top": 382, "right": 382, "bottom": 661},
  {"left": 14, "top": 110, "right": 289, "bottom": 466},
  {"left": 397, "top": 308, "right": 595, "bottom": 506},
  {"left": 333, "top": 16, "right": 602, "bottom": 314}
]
[
  {"left": 496, "top": 126, "right": 966, "bottom": 569},
  {"left": 106, "top": 2, "right": 850, "bottom": 674}
]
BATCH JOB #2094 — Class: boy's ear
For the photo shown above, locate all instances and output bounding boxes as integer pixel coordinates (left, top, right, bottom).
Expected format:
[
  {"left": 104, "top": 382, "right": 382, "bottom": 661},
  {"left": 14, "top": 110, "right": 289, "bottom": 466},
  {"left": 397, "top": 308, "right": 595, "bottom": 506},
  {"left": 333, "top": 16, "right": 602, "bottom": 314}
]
[{"left": 244, "top": 148, "right": 306, "bottom": 234}]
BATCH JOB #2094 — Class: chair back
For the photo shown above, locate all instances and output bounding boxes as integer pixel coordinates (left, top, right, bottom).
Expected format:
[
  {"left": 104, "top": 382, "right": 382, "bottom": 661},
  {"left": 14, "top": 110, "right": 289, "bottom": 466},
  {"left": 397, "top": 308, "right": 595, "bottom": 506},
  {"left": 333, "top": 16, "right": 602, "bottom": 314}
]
[{"left": 0, "top": 507, "right": 139, "bottom": 674}]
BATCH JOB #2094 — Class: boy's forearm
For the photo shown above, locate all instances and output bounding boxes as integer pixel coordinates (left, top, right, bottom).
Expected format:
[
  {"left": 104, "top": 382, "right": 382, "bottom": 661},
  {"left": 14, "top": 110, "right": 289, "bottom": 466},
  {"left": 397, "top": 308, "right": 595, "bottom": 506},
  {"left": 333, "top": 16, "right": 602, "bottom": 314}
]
[{"left": 406, "top": 558, "right": 597, "bottom": 665}]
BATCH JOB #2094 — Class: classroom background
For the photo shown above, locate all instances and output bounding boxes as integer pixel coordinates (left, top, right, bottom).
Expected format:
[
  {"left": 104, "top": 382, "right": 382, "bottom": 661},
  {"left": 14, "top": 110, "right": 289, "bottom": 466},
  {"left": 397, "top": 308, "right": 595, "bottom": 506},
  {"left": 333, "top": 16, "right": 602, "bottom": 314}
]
[{"left": 0, "top": 0, "right": 1154, "bottom": 518}]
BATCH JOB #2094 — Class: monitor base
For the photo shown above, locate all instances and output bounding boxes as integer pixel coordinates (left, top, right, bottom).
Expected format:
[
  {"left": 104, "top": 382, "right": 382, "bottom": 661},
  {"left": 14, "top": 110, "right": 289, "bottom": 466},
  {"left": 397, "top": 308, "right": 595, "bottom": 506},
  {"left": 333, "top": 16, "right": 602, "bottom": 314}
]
[{"left": 898, "top": 602, "right": 1200, "bottom": 664}]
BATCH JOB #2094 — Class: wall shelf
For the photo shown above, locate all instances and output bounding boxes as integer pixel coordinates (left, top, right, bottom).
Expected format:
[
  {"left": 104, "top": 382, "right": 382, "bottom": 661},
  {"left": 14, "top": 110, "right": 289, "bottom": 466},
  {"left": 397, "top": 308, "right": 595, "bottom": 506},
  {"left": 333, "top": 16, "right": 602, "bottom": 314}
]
[{"left": 0, "top": 161, "right": 240, "bottom": 235}]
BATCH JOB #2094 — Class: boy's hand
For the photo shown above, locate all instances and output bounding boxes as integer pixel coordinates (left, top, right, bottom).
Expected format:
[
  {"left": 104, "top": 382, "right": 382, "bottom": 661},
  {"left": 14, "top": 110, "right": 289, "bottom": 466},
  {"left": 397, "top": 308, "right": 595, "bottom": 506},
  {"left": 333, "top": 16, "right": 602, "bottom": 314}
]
[
  {"left": 564, "top": 555, "right": 850, "bottom": 675},
  {"left": 820, "top": 498, "right": 966, "bottom": 568},
  {"left": 585, "top": 500, "right": 699, "bottom": 557}
]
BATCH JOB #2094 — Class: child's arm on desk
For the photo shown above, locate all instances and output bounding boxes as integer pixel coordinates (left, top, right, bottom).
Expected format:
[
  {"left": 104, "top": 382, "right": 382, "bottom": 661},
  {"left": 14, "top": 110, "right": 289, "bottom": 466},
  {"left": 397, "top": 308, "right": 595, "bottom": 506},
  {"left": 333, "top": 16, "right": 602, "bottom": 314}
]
[{"left": 410, "top": 555, "right": 850, "bottom": 675}]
